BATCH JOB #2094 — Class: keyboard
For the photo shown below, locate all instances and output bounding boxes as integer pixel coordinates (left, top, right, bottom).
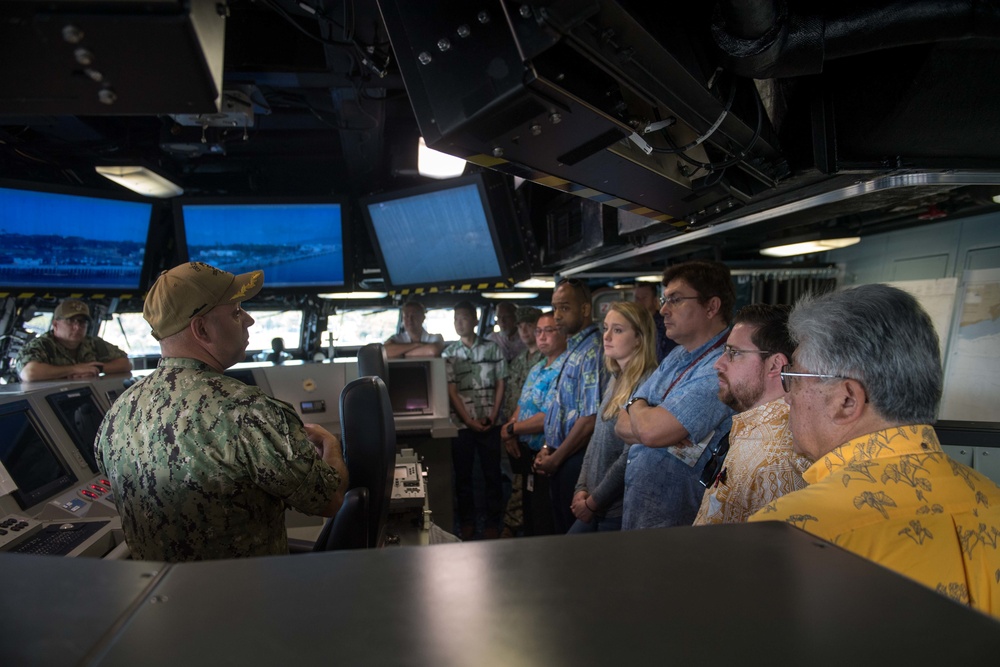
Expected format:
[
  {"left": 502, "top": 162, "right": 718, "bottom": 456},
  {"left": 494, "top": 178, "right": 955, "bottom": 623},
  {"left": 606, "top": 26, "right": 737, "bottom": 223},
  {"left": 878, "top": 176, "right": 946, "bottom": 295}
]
[{"left": 9, "top": 521, "right": 109, "bottom": 556}]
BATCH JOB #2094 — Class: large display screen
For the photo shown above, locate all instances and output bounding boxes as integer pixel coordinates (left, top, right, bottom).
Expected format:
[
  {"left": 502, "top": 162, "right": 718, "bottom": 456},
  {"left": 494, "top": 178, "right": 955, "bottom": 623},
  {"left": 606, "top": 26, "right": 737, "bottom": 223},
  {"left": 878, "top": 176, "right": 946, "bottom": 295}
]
[
  {"left": 0, "top": 186, "right": 153, "bottom": 290},
  {"left": 178, "top": 199, "right": 347, "bottom": 290},
  {"left": 361, "top": 172, "right": 526, "bottom": 290},
  {"left": 0, "top": 400, "right": 78, "bottom": 510}
]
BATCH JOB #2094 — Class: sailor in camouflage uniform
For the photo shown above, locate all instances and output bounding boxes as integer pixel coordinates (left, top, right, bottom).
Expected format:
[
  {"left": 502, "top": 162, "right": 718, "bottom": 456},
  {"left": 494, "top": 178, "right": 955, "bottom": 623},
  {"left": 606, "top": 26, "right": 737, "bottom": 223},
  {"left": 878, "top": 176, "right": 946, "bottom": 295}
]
[
  {"left": 15, "top": 298, "right": 132, "bottom": 381},
  {"left": 95, "top": 262, "right": 348, "bottom": 562}
]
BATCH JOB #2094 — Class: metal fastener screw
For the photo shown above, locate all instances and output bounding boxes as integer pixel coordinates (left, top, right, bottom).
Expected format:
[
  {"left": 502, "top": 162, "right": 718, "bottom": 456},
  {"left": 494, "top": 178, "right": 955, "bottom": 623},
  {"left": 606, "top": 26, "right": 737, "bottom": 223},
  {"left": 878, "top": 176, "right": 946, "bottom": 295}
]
[
  {"left": 62, "top": 25, "right": 84, "bottom": 44},
  {"left": 549, "top": 113, "right": 562, "bottom": 124},
  {"left": 457, "top": 24, "right": 470, "bottom": 38},
  {"left": 74, "top": 48, "right": 93, "bottom": 66},
  {"left": 437, "top": 38, "right": 451, "bottom": 52},
  {"left": 98, "top": 88, "right": 117, "bottom": 105},
  {"left": 519, "top": 5, "right": 532, "bottom": 18},
  {"left": 418, "top": 51, "right": 432, "bottom": 65},
  {"left": 492, "top": 147, "right": 504, "bottom": 157},
  {"left": 477, "top": 11, "right": 490, "bottom": 24},
  {"left": 530, "top": 124, "right": 541, "bottom": 136}
]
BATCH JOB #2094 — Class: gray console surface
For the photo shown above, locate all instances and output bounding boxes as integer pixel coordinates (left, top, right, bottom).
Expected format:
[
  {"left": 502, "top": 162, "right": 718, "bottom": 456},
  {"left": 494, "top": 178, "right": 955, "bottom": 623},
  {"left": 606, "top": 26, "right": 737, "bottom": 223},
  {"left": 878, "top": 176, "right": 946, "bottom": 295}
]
[{"left": 3, "top": 522, "right": 998, "bottom": 666}]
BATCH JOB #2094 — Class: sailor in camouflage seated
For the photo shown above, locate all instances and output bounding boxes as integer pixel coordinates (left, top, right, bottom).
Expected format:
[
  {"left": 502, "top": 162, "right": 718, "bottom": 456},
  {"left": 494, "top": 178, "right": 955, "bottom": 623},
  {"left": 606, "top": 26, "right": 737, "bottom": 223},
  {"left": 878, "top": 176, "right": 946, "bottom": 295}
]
[
  {"left": 749, "top": 284, "right": 1000, "bottom": 619},
  {"left": 15, "top": 298, "right": 132, "bottom": 381},
  {"left": 94, "top": 262, "right": 348, "bottom": 562}
]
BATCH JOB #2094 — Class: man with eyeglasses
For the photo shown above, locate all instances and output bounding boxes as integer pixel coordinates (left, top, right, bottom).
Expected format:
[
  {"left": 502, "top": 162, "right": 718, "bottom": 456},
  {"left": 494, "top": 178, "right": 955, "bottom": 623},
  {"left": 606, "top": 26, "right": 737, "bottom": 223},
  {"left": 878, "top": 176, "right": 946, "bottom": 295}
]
[
  {"left": 501, "top": 312, "right": 567, "bottom": 536},
  {"left": 535, "top": 279, "right": 608, "bottom": 533},
  {"left": 616, "top": 260, "right": 735, "bottom": 530},
  {"left": 750, "top": 284, "right": 1000, "bottom": 618},
  {"left": 693, "top": 304, "right": 811, "bottom": 525},
  {"left": 15, "top": 298, "right": 132, "bottom": 381}
]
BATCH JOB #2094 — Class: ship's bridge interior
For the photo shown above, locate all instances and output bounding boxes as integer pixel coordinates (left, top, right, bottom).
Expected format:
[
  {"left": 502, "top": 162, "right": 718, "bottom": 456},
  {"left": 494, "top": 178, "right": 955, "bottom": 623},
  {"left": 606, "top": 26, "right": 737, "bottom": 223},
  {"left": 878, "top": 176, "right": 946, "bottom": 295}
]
[{"left": 2, "top": 0, "right": 1000, "bottom": 364}]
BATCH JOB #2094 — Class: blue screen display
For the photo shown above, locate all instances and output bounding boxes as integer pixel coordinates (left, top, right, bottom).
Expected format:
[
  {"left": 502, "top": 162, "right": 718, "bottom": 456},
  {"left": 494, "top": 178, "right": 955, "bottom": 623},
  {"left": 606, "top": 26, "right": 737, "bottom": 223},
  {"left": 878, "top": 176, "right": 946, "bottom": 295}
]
[
  {"left": 0, "top": 187, "right": 152, "bottom": 290},
  {"left": 182, "top": 202, "right": 345, "bottom": 288},
  {"left": 366, "top": 183, "right": 502, "bottom": 288}
]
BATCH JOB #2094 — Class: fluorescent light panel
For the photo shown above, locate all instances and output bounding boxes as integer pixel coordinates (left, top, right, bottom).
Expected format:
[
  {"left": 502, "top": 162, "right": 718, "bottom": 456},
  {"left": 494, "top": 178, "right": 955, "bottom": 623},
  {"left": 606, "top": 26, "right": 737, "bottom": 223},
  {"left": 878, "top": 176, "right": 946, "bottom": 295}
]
[
  {"left": 514, "top": 277, "right": 556, "bottom": 289},
  {"left": 760, "top": 236, "right": 861, "bottom": 258},
  {"left": 418, "top": 137, "right": 466, "bottom": 179},
  {"left": 318, "top": 291, "right": 388, "bottom": 299},
  {"left": 481, "top": 291, "right": 539, "bottom": 300},
  {"left": 95, "top": 165, "right": 184, "bottom": 198}
]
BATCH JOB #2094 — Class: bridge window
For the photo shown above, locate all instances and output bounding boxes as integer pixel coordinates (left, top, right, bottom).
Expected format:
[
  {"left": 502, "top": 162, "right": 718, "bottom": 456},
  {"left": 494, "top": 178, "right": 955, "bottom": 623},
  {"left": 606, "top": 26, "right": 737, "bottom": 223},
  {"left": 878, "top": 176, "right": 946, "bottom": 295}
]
[{"left": 245, "top": 310, "right": 303, "bottom": 352}]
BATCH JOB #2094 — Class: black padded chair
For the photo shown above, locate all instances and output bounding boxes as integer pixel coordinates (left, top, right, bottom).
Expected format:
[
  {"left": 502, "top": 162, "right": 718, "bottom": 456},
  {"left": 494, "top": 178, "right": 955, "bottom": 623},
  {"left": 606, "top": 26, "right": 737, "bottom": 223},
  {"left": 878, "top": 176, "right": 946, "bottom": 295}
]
[
  {"left": 357, "top": 342, "right": 388, "bottom": 385},
  {"left": 337, "top": 375, "right": 397, "bottom": 548},
  {"left": 313, "top": 487, "right": 368, "bottom": 551}
]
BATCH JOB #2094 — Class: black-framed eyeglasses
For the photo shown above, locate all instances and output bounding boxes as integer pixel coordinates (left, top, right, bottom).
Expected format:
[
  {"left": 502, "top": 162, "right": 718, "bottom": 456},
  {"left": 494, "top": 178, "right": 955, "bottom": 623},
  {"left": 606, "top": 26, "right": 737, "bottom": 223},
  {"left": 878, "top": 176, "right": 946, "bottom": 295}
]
[
  {"left": 699, "top": 433, "right": 730, "bottom": 489},
  {"left": 659, "top": 295, "right": 701, "bottom": 308},
  {"left": 779, "top": 364, "right": 844, "bottom": 393},
  {"left": 722, "top": 344, "right": 772, "bottom": 363}
]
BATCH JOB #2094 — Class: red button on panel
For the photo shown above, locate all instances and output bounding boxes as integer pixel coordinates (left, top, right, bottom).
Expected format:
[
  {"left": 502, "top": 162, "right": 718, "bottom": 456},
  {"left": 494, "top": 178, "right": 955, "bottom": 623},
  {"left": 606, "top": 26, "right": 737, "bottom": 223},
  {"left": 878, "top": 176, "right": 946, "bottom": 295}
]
[
  {"left": 89, "top": 485, "right": 105, "bottom": 494},
  {"left": 80, "top": 489, "right": 98, "bottom": 499}
]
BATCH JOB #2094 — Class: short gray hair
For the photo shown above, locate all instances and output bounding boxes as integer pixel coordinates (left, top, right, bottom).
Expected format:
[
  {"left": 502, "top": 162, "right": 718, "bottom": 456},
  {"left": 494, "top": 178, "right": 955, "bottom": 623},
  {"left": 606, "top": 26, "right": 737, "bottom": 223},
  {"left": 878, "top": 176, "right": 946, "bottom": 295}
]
[{"left": 789, "top": 284, "right": 942, "bottom": 424}]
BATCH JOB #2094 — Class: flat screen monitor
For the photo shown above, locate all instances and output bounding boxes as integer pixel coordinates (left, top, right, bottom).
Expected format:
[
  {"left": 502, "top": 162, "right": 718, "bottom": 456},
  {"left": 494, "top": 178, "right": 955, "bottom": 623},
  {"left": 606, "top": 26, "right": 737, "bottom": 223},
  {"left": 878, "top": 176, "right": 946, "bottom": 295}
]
[
  {"left": 360, "top": 171, "right": 529, "bottom": 290},
  {"left": 387, "top": 362, "right": 432, "bottom": 415},
  {"left": 176, "top": 197, "right": 349, "bottom": 291},
  {"left": 0, "top": 184, "right": 154, "bottom": 290},
  {"left": 0, "top": 400, "right": 78, "bottom": 510},
  {"left": 45, "top": 387, "right": 106, "bottom": 474}
]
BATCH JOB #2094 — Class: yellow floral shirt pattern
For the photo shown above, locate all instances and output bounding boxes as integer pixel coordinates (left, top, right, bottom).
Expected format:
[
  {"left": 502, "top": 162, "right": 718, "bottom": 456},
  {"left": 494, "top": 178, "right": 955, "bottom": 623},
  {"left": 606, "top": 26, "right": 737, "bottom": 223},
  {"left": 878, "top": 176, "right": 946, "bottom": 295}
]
[
  {"left": 750, "top": 425, "right": 1000, "bottom": 618},
  {"left": 694, "top": 399, "right": 811, "bottom": 525}
]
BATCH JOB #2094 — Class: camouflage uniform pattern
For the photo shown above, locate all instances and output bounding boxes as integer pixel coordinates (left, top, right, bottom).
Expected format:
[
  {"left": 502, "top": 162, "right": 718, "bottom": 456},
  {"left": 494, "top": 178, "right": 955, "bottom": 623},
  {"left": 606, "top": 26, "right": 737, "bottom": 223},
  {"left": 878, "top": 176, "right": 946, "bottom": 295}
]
[
  {"left": 14, "top": 331, "right": 127, "bottom": 374},
  {"left": 95, "top": 357, "right": 341, "bottom": 562}
]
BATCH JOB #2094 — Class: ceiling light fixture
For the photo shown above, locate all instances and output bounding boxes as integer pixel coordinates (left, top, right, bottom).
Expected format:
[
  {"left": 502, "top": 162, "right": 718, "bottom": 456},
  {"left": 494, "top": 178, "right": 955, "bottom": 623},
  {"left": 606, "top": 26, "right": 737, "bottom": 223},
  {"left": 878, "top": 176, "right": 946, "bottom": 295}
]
[
  {"left": 514, "top": 277, "right": 556, "bottom": 289},
  {"left": 760, "top": 234, "right": 861, "bottom": 258},
  {"left": 95, "top": 165, "right": 184, "bottom": 198},
  {"left": 417, "top": 137, "right": 466, "bottom": 179},
  {"left": 635, "top": 275, "right": 662, "bottom": 283},
  {"left": 481, "top": 291, "right": 539, "bottom": 300},
  {"left": 318, "top": 291, "right": 389, "bottom": 299}
]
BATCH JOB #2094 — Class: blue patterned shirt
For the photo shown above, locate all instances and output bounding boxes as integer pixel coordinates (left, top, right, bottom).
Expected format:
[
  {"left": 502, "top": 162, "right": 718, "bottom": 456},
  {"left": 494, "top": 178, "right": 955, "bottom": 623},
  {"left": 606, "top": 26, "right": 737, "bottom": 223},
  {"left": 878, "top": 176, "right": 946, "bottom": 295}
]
[
  {"left": 516, "top": 354, "right": 565, "bottom": 451},
  {"left": 622, "top": 328, "right": 735, "bottom": 530},
  {"left": 543, "top": 324, "right": 608, "bottom": 449}
]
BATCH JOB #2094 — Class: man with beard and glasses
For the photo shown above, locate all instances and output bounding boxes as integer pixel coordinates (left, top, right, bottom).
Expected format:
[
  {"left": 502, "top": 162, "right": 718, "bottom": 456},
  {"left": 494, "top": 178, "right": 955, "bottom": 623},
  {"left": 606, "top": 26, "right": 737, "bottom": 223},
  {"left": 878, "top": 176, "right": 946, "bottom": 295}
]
[{"left": 693, "top": 304, "right": 811, "bottom": 525}]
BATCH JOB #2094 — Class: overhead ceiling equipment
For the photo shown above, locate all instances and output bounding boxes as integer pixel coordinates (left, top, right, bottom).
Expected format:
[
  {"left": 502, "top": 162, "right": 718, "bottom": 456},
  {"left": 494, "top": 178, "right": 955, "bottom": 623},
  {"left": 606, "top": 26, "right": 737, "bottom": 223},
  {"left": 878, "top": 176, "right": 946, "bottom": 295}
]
[
  {"left": 0, "top": 0, "right": 226, "bottom": 115},
  {"left": 378, "top": 0, "right": 783, "bottom": 227}
]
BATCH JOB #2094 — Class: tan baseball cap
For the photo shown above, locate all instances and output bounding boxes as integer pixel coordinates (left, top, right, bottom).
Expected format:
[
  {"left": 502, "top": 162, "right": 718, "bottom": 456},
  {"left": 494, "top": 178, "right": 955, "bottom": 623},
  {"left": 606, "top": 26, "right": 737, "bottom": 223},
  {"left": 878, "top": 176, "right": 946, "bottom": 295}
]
[
  {"left": 53, "top": 299, "right": 90, "bottom": 320},
  {"left": 144, "top": 262, "right": 264, "bottom": 340}
]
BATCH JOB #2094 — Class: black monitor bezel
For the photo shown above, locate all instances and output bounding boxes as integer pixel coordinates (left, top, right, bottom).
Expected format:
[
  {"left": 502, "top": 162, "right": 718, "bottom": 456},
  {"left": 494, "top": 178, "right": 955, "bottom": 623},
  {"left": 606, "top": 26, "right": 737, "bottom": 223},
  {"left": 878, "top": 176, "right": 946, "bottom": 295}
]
[
  {"left": 0, "top": 399, "right": 78, "bottom": 510},
  {"left": 359, "top": 171, "right": 529, "bottom": 291},
  {"left": 173, "top": 195, "right": 353, "bottom": 294},
  {"left": 44, "top": 386, "right": 106, "bottom": 475},
  {"left": 0, "top": 179, "right": 157, "bottom": 293}
]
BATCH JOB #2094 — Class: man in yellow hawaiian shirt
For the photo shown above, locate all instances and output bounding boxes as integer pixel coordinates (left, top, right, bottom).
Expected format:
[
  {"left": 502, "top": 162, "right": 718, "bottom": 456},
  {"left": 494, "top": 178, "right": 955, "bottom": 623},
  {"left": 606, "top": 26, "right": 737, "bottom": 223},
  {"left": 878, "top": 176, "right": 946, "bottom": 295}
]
[{"left": 750, "top": 284, "right": 1000, "bottom": 619}]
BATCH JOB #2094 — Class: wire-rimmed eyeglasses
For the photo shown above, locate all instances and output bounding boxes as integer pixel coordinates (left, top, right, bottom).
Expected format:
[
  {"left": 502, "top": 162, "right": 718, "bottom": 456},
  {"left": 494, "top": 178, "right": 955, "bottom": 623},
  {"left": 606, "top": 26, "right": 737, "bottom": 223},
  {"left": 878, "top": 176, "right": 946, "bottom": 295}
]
[
  {"left": 780, "top": 364, "right": 843, "bottom": 393},
  {"left": 659, "top": 295, "right": 701, "bottom": 308},
  {"left": 722, "top": 345, "right": 772, "bottom": 363}
]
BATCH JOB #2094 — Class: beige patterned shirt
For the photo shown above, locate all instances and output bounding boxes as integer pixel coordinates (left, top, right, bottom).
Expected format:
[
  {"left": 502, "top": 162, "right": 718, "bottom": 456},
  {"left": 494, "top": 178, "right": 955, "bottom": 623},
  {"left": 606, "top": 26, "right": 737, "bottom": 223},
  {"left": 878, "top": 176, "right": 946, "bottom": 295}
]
[{"left": 694, "top": 399, "right": 810, "bottom": 525}]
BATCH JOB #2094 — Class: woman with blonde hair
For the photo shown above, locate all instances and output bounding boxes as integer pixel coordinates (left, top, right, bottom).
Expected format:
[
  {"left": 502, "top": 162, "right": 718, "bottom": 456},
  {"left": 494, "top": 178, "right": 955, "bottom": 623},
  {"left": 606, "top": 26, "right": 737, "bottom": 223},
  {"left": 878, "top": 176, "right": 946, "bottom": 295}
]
[{"left": 569, "top": 300, "right": 658, "bottom": 533}]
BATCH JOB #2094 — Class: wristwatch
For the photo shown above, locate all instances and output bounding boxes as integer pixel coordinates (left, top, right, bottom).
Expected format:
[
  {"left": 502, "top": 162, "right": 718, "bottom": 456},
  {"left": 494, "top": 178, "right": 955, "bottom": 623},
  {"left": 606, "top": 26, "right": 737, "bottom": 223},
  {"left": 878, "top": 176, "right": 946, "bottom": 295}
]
[
  {"left": 623, "top": 397, "right": 646, "bottom": 414},
  {"left": 506, "top": 422, "right": 516, "bottom": 436}
]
